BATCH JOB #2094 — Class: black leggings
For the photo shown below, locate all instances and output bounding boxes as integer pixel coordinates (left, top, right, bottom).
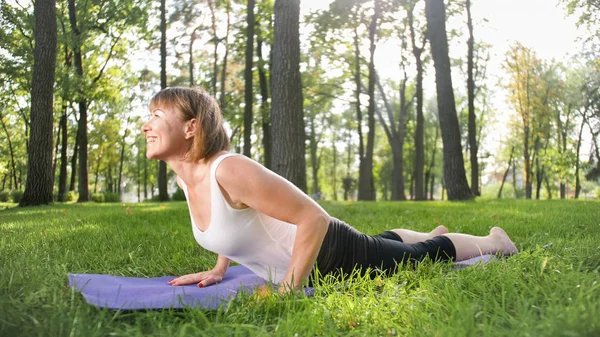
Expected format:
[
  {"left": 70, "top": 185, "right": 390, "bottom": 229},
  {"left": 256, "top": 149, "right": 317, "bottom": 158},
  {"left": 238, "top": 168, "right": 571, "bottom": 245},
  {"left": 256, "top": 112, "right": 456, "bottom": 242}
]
[{"left": 314, "top": 218, "right": 457, "bottom": 278}]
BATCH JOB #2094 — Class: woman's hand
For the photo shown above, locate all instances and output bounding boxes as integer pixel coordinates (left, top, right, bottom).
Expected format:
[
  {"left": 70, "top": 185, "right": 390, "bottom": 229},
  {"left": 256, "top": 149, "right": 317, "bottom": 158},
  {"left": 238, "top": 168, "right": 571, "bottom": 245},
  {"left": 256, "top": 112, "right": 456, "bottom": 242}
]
[{"left": 168, "top": 269, "right": 226, "bottom": 288}]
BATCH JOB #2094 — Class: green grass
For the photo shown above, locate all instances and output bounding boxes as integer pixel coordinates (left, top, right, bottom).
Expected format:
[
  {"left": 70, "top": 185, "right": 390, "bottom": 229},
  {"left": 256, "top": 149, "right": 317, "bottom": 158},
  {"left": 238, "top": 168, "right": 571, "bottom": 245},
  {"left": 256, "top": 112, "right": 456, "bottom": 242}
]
[{"left": 1, "top": 199, "right": 599, "bottom": 336}]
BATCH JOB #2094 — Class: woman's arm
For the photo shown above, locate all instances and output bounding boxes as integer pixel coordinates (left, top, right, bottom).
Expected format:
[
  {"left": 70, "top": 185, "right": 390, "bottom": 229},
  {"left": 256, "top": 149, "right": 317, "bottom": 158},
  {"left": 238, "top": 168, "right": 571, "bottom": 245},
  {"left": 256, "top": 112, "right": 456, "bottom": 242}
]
[{"left": 216, "top": 156, "right": 330, "bottom": 291}]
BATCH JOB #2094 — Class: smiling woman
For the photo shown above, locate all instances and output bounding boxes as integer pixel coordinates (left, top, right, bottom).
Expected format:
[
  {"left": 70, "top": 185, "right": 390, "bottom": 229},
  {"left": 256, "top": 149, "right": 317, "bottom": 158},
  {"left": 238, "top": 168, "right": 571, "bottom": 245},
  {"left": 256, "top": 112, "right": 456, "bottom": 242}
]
[{"left": 141, "top": 86, "right": 517, "bottom": 293}]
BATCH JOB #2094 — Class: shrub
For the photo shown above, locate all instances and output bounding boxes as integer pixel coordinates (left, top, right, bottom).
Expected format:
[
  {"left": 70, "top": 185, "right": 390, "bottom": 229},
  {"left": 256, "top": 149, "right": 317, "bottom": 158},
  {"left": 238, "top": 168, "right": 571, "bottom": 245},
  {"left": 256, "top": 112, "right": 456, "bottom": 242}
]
[
  {"left": 0, "top": 191, "right": 11, "bottom": 202},
  {"left": 91, "top": 192, "right": 121, "bottom": 203},
  {"left": 11, "top": 190, "right": 23, "bottom": 203},
  {"left": 91, "top": 193, "right": 105, "bottom": 203},
  {"left": 171, "top": 188, "right": 186, "bottom": 201},
  {"left": 103, "top": 192, "right": 121, "bottom": 203},
  {"left": 63, "top": 191, "right": 79, "bottom": 202}
]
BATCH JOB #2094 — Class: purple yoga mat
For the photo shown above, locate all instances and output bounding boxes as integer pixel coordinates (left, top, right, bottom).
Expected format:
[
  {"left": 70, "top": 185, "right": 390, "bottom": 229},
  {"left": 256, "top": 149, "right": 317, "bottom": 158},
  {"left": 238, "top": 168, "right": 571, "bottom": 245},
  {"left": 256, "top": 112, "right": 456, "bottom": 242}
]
[
  {"left": 69, "top": 255, "right": 497, "bottom": 310},
  {"left": 68, "top": 265, "right": 269, "bottom": 310}
]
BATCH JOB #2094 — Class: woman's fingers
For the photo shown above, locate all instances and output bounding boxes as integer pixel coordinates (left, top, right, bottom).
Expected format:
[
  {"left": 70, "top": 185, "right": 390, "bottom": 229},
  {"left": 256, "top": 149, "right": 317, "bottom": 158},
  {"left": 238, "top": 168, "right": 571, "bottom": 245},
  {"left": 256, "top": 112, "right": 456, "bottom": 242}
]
[
  {"left": 197, "top": 274, "right": 223, "bottom": 288},
  {"left": 168, "top": 272, "right": 224, "bottom": 287},
  {"left": 168, "top": 272, "right": 205, "bottom": 286}
]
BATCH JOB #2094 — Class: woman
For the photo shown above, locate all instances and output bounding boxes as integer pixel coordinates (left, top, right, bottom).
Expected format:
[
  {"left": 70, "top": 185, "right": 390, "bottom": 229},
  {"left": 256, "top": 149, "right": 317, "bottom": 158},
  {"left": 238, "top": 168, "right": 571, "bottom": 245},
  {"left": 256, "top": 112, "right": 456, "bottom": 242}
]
[{"left": 142, "top": 87, "right": 517, "bottom": 292}]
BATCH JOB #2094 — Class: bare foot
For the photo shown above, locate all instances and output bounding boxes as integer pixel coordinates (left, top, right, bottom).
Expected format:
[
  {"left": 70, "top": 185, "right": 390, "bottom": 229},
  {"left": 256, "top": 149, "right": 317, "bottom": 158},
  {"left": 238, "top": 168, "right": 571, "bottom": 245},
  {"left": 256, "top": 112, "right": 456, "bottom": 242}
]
[
  {"left": 490, "top": 227, "right": 518, "bottom": 256},
  {"left": 430, "top": 225, "right": 449, "bottom": 238}
]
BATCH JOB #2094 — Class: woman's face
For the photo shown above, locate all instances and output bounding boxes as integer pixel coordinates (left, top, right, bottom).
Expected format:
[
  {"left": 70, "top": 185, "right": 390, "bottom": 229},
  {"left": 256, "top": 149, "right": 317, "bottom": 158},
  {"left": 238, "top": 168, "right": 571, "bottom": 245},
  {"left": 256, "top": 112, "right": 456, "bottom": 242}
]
[{"left": 141, "top": 106, "right": 191, "bottom": 161}]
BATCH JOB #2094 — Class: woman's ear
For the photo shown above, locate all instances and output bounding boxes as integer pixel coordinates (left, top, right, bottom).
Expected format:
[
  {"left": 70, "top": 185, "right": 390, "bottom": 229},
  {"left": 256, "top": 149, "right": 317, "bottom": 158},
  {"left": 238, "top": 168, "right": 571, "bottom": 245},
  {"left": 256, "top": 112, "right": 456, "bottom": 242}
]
[{"left": 185, "top": 118, "right": 197, "bottom": 139}]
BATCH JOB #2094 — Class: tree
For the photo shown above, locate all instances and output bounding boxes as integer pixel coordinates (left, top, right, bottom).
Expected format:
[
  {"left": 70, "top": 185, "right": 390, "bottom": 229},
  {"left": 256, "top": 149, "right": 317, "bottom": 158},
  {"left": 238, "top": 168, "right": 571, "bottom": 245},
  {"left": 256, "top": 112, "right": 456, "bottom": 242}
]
[
  {"left": 271, "top": 0, "right": 306, "bottom": 191},
  {"left": 465, "top": 0, "right": 479, "bottom": 196},
  {"left": 243, "top": 0, "right": 255, "bottom": 158},
  {"left": 19, "top": 0, "right": 57, "bottom": 206},
  {"left": 158, "top": 0, "right": 169, "bottom": 201},
  {"left": 503, "top": 43, "right": 545, "bottom": 199},
  {"left": 406, "top": 0, "right": 427, "bottom": 200},
  {"left": 425, "top": 0, "right": 472, "bottom": 200},
  {"left": 357, "top": 0, "right": 381, "bottom": 201},
  {"left": 256, "top": 2, "right": 273, "bottom": 168}
]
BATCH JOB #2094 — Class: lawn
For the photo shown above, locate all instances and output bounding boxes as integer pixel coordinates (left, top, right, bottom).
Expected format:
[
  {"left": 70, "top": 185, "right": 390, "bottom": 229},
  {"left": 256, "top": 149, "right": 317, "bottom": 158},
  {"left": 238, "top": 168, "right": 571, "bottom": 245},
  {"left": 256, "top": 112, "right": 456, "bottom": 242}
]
[{"left": 1, "top": 199, "right": 599, "bottom": 336}]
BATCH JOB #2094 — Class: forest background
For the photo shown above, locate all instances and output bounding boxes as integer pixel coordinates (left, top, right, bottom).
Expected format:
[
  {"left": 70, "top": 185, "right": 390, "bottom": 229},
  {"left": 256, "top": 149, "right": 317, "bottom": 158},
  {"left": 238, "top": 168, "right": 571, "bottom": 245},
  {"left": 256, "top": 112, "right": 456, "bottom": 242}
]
[{"left": 1, "top": 0, "right": 599, "bottom": 206}]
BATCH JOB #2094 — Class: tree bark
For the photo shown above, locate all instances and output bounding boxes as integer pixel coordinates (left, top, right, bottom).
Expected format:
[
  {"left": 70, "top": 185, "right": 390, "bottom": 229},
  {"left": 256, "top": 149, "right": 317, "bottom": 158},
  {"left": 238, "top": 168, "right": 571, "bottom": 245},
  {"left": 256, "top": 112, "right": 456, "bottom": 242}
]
[
  {"left": 58, "top": 103, "right": 68, "bottom": 201},
  {"left": 243, "top": 0, "right": 255, "bottom": 158},
  {"left": 425, "top": 0, "right": 473, "bottom": 200},
  {"left": 424, "top": 127, "right": 439, "bottom": 200},
  {"left": 69, "top": 137, "right": 78, "bottom": 191},
  {"left": 0, "top": 115, "right": 18, "bottom": 191},
  {"left": 574, "top": 118, "right": 585, "bottom": 198},
  {"left": 466, "top": 0, "right": 479, "bottom": 196},
  {"left": 208, "top": 0, "right": 219, "bottom": 96},
  {"left": 497, "top": 146, "right": 514, "bottom": 198},
  {"left": 19, "top": 0, "right": 57, "bottom": 206},
  {"left": 158, "top": 0, "right": 169, "bottom": 201},
  {"left": 375, "top": 71, "right": 408, "bottom": 201},
  {"left": 219, "top": 2, "right": 231, "bottom": 110},
  {"left": 68, "top": 0, "right": 90, "bottom": 202},
  {"left": 407, "top": 4, "right": 426, "bottom": 200},
  {"left": 117, "top": 117, "right": 131, "bottom": 194},
  {"left": 358, "top": 0, "right": 380, "bottom": 201},
  {"left": 257, "top": 25, "right": 272, "bottom": 169},
  {"left": 353, "top": 23, "right": 364, "bottom": 173},
  {"left": 271, "top": 0, "right": 306, "bottom": 191}
]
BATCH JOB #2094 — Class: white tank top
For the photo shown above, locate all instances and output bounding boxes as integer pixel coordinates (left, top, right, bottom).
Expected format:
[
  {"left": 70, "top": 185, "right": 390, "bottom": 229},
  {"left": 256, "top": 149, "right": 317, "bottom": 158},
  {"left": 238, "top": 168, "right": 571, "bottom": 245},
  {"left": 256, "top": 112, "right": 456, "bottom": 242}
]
[{"left": 180, "top": 153, "right": 297, "bottom": 283}]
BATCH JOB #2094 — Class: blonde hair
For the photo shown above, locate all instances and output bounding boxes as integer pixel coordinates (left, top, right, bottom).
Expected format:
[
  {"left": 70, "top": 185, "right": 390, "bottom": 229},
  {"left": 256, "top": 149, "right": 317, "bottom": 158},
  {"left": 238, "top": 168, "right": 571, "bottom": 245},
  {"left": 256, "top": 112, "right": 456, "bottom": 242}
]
[{"left": 149, "top": 87, "right": 230, "bottom": 162}]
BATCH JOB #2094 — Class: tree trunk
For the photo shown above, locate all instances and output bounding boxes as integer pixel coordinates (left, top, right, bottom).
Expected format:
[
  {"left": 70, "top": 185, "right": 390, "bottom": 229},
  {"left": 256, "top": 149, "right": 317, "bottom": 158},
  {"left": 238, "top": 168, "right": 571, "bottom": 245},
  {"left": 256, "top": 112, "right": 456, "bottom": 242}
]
[
  {"left": 117, "top": 117, "right": 131, "bottom": 194},
  {"left": 158, "top": 0, "right": 169, "bottom": 201},
  {"left": 68, "top": 0, "right": 90, "bottom": 202},
  {"left": 574, "top": 118, "right": 585, "bottom": 198},
  {"left": 358, "top": 0, "right": 380, "bottom": 201},
  {"left": 353, "top": 23, "right": 364, "bottom": 174},
  {"left": 466, "top": 0, "right": 479, "bottom": 196},
  {"left": 425, "top": 0, "right": 473, "bottom": 200},
  {"left": 19, "top": 0, "right": 57, "bottom": 206},
  {"left": 309, "top": 121, "right": 320, "bottom": 195},
  {"left": 271, "top": 0, "right": 306, "bottom": 191},
  {"left": 189, "top": 27, "right": 198, "bottom": 86},
  {"left": 407, "top": 5, "right": 425, "bottom": 200},
  {"left": 58, "top": 104, "right": 68, "bottom": 201},
  {"left": 93, "top": 147, "right": 102, "bottom": 194},
  {"left": 219, "top": 2, "right": 231, "bottom": 110},
  {"left": 143, "top": 149, "right": 148, "bottom": 200},
  {"left": 243, "top": 0, "right": 255, "bottom": 158},
  {"left": 430, "top": 174, "right": 435, "bottom": 200},
  {"left": 424, "top": 127, "right": 439, "bottom": 200},
  {"left": 524, "top": 124, "right": 532, "bottom": 199},
  {"left": 208, "top": 0, "right": 219, "bottom": 96},
  {"left": 332, "top": 128, "right": 338, "bottom": 201},
  {"left": 69, "top": 138, "right": 78, "bottom": 191},
  {"left": 544, "top": 174, "right": 552, "bottom": 199},
  {"left": 512, "top": 158, "right": 518, "bottom": 198},
  {"left": 52, "top": 117, "right": 61, "bottom": 188},
  {"left": 497, "top": 146, "right": 514, "bottom": 198},
  {"left": 257, "top": 28, "right": 272, "bottom": 169},
  {"left": 0, "top": 115, "right": 18, "bottom": 191},
  {"left": 375, "top": 71, "right": 407, "bottom": 201},
  {"left": 535, "top": 155, "right": 542, "bottom": 200}
]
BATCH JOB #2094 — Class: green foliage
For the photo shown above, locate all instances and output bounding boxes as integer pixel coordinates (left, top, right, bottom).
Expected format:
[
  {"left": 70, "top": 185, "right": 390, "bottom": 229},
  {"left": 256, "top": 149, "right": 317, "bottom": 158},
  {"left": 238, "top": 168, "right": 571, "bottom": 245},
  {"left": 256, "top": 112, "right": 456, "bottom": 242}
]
[
  {"left": 64, "top": 191, "right": 79, "bottom": 202},
  {"left": 10, "top": 190, "right": 22, "bottom": 203},
  {"left": 0, "top": 191, "right": 10, "bottom": 202},
  {"left": 171, "top": 188, "right": 186, "bottom": 201},
  {"left": 1, "top": 200, "right": 600, "bottom": 336},
  {"left": 91, "top": 192, "right": 121, "bottom": 203},
  {"left": 91, "top": 193, "right": 105, "bottom": 203}
]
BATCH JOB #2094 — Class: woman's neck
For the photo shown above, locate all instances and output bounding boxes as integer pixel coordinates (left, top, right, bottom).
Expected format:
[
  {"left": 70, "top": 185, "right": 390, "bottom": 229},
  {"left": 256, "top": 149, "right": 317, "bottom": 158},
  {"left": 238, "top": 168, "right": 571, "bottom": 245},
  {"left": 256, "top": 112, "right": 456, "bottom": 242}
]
[{"left": 166, "top": 151, "right": 226, "bottom": 188}]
